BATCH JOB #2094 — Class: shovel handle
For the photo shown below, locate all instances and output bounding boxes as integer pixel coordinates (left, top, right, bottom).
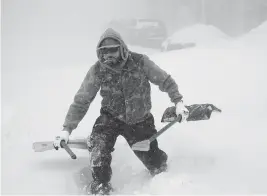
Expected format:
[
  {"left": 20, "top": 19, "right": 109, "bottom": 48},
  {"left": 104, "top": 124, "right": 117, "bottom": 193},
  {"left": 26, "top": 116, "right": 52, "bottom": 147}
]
[
  {"left": 60, "top": 140, "right": 77, "bottom": 159},
  {"left": 149, "top": 115, "right": 182, "bottom": 142}
]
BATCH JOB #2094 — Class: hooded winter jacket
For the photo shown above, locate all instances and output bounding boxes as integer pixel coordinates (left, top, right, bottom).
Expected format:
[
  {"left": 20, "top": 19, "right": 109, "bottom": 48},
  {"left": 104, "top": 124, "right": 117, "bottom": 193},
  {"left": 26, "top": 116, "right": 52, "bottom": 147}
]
[{"left": 63, "top": 28, "right": 183, "bottom": 133}]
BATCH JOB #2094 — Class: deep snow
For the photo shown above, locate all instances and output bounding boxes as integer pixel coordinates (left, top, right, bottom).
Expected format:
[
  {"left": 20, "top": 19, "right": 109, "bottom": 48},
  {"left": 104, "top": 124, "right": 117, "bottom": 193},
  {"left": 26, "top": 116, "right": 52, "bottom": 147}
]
[{"left": 2, "top": 23, "right": 267, "bottom": 194}]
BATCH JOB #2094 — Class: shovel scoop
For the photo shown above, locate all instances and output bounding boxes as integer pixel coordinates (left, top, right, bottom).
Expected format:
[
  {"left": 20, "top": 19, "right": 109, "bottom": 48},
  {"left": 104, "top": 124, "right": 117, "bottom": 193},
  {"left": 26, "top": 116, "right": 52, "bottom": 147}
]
[
  {"left": 131, "top": 103, "right": 221, "bottom": 152},
  {"left": 131, "top": 139, "right": 151, "bottom": 151},
  {"left": 131, "top": 116, "right": 182, "bottom": 151}
]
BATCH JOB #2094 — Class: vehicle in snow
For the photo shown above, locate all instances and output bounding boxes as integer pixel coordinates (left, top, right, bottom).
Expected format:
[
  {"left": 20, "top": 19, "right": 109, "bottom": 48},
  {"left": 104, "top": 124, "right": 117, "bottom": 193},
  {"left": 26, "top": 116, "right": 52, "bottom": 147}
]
[{"left": 107, "top": 18, "right": 167, "bottom": 48}]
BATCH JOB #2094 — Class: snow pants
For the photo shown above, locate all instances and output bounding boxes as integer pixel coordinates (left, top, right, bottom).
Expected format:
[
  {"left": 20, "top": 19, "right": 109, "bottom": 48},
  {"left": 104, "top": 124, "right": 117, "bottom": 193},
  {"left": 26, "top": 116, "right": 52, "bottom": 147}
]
[{"left": 87, "top": 109, "right": 168, "bottom": 184}]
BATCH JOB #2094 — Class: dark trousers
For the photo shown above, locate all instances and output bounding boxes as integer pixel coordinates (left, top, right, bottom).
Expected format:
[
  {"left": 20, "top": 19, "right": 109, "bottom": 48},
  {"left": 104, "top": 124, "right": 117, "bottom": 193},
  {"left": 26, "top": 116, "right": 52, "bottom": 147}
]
[{"left": 87, "top": 110, "right": 168, "bottom": 184}]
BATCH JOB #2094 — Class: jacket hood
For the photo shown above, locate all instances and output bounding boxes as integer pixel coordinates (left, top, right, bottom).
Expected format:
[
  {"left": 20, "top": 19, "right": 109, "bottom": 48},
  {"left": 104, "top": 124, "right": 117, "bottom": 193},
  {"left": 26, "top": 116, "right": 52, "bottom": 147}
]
[{"left": 96, "top": 28, "right": 129, "bottom": 63}]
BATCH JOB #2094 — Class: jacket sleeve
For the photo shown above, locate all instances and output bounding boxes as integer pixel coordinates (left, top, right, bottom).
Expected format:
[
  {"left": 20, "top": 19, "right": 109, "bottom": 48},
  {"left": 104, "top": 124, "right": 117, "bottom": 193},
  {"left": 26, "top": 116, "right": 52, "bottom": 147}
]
[
  {"left": 63, "top": 64, "right": 101, "bottom": 133},
  {"left": 142, "top": 55, "right": 183, "bottom": 104}
]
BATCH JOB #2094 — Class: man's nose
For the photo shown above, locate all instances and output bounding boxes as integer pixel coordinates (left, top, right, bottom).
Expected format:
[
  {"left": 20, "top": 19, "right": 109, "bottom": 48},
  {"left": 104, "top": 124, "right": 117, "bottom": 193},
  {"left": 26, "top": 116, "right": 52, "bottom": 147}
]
[{"left": 104, "top": 53, "right": 112, "bottom": 58}]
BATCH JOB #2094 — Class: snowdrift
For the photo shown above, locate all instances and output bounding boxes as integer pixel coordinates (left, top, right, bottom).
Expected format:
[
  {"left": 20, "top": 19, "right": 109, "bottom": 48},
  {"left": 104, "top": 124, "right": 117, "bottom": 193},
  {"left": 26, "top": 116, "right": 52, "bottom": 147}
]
[
  {"left": 162, "top": 24, "right": 231, "bottom": 51},
  {"left": 236, "top": 21, "right": 267, "bottom": 47}
]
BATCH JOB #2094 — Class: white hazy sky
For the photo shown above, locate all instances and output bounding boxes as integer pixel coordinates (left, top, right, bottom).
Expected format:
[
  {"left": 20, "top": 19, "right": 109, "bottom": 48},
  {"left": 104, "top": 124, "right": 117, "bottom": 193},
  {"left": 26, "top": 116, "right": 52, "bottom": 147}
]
[{"left": 2, "top": 0, "right": 151, "bottom": 71}]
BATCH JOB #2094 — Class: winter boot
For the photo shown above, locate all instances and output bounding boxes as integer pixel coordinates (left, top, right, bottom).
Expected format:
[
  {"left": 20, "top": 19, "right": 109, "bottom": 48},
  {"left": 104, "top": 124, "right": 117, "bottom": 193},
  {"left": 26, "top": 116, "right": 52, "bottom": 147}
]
[
  {"left": 85, "top": 180, "right": 113, "bottom": 195},
  {"left": 149, "top": 162, "right": 168, "bottom": 177}
]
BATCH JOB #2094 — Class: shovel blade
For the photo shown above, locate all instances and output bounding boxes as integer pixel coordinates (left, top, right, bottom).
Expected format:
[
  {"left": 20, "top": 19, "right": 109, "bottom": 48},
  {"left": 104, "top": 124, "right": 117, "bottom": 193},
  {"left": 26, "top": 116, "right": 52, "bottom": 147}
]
[
  {"left": 131, "top": 140, "right": 150, "bottom": 151},
  {"left": 33, "top": 141, "right": 55, "bottom": 152}
]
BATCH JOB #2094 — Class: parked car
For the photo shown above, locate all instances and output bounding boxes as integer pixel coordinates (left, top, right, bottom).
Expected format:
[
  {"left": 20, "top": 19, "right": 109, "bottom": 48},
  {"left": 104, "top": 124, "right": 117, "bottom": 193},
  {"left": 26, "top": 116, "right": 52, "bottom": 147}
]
[{"left": 107, "top": 18, "right": 167, "bottom": 48}]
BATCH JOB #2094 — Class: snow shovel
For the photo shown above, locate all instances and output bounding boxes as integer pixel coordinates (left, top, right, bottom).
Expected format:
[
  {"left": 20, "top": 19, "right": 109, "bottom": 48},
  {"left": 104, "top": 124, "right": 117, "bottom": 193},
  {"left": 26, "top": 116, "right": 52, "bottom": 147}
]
[
  {"left": 131, "top": 115, "right": 182, "bottom": 151},
  {"left": 59, "top": 140, "right": 77, "bottom": 159},
  {"left": 33, "top": 139, "right": 87, "bottom": 159},
  {"left": 131, "top": 103, "right": 222, "bottom": 151}
]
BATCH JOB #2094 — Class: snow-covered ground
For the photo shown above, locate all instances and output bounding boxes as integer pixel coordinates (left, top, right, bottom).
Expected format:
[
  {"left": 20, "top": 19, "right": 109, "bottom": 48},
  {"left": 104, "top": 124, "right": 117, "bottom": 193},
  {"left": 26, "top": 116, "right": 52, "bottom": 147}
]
[{"left": 2, "top": 22, "right": 267, "bottom": 194}]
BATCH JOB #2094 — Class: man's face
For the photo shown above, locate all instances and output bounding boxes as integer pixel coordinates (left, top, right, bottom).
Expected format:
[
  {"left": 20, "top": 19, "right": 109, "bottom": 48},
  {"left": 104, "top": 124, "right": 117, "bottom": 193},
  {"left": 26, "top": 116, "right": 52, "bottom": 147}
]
[{"left": 99, "top": 38, "right": 121, "bottom": 66}]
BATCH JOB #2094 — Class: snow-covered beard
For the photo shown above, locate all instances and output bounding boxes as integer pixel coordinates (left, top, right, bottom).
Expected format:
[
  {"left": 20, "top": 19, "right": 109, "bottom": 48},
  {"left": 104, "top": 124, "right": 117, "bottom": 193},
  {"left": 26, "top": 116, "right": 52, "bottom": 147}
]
[{"left": 102, "top": 55, "right": 122, "bottom": 66}]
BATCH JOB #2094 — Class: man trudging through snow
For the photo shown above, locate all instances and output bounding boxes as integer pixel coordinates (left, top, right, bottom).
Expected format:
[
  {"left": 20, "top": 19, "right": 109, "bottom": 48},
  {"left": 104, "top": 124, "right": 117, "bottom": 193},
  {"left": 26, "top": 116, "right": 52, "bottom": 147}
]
[{"left": 53, "top": 28, "right": 189, "bottom": 195}]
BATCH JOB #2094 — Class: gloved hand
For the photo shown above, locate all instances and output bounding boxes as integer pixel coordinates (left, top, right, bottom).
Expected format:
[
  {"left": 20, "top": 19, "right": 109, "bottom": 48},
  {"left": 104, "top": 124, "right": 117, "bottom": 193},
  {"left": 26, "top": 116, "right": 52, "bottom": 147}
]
[
  {"left": 53, "top": 130, "right": 70, "bottom": 150},
  {"left": 175, "top": 100, "right": 189, "bottom": 122}
]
